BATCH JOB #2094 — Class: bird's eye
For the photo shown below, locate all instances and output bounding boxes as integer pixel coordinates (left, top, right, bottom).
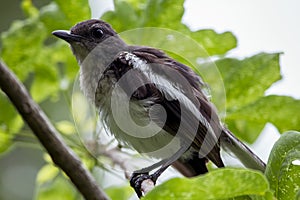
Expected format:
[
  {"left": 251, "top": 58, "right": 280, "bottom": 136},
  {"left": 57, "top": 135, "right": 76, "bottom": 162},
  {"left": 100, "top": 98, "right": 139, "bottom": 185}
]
[{"left": 92, "top": 28, "right": 104, "bottom": 39}]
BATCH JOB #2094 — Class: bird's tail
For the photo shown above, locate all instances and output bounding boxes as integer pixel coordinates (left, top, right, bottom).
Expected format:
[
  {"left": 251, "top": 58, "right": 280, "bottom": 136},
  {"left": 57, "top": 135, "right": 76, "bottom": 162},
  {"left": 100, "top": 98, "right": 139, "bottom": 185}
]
[{"left": 220, "top": 128, "right": 266, "bottom": 172}]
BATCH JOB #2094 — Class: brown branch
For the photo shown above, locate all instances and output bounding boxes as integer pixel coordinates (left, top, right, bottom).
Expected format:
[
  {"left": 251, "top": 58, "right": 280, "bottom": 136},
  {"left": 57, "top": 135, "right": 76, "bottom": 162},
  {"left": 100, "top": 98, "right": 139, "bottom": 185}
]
[{"left": 0, "top": 61, "right": 109, "bottom": 200}]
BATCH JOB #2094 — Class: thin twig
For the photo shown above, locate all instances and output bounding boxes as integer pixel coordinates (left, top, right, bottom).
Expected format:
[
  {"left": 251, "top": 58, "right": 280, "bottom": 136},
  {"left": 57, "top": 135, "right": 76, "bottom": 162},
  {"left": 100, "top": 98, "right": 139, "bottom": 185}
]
[
  {"left": 0, "top": 61, "right": 109, "bottom": 200},
  {"left": 103, "top": 147, "right": 156, "bottom": 196}
]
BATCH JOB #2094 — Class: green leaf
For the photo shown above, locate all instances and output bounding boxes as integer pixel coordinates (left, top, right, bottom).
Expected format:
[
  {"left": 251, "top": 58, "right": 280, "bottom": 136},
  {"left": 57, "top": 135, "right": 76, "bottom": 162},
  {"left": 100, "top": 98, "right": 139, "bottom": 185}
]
[
  {"left": 0, "top": 94, "right": 23, "bottom": 133},
  {"left": 102, "top": 0, "right": 141, "bottom": 31},
  {"left": 0, "top": 0, "right": 87, "bottom": 101},
  {"left": 217, "top": 53, "right": 282, "bottom": 110},
  {"left": 218, "top": 53, "right": 283, "bottom": 142},
  {"left": 46, "top": 41, "right": 79, "bottom": 82},
  {"left": 35, "top": 175, "right": 78, "bottom": 200},
  {"left": 36, "top": 164, "right": 60, "bottom": 185},
  {"left": 227, "top": 96, "right": 300, "bottom": 134},
  {"left": 105, "top": 185, "right": 133, "bottom": 200},
  {"left": 0, "top": 129, "right": 12, "bottom": 154},
  {"left": 22, "top": 0, "right": 39, "bottom": 18},
  {"left": 190, "top": 30, "right": 237, "bottom": 56},
  {"left": 265, "top": 131, "right": 300, "bottom": 200},
  {"left": 102, "top": 0, "right": 237, "bottom": 56},
  {"left": 0, "top": 5, "right": 61, "bottom": 102},
  {"left": 225, "top": 120, "right": 265, "bottom": 144},
  {"left": 54, "top": 0, "right": 90, "bottom": 25},
  {"left": 0, "top": 0, "right": 85, "bottom": 142},
  {"left": 142, "top": 0, "right": 186, "bottom": 29},
  {"left": 144, "top": 168, "right": 270, "bottom": 200},
  {"left": 1, "top": 18, "right": 47, "bottom": 81},
  {"left": 0, "top": 94, "right": 23, "bottom": 153},
  {"left": 39, "top": 2, "right": 72, "bottom": 31},
  {"left": 30, "top": 52, "right": 60, "bottom": 102},
  {"left": 55, "top": 121, "right": 76, "bottom": 135}
]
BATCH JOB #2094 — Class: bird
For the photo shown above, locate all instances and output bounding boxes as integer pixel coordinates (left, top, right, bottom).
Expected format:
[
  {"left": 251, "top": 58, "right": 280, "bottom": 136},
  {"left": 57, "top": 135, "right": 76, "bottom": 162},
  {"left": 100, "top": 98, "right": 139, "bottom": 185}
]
[{"left": 52, "top": 19, "right": 266, "bottom": 197}]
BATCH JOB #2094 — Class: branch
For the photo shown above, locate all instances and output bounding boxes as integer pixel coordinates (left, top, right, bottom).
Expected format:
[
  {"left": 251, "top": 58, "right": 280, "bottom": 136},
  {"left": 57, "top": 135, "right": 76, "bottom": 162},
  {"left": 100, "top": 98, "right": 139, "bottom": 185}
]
[{"left": 0, "top": 61, "right": 109, "bottom": 200}]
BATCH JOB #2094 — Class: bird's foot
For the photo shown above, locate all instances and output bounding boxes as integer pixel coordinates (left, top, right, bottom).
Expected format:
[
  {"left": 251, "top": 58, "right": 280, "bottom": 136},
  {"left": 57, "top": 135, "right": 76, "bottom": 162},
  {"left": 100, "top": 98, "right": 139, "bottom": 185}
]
[{"left": 130, "top": 172, "right": 157, "bottom": 198}]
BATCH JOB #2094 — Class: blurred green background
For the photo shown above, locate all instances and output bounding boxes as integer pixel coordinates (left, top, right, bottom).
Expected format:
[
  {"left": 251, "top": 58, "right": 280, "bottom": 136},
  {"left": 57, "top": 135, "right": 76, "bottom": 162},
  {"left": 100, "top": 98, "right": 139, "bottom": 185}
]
[{"left": 1, "top": 1, "right": 49, "bottom": 200}]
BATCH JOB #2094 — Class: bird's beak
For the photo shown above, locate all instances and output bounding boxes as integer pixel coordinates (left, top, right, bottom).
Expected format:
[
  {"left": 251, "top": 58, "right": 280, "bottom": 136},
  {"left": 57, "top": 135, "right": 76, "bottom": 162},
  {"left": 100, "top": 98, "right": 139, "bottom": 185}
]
[{"left": 52, "top": 30, "right": 83, "bottom": 43}]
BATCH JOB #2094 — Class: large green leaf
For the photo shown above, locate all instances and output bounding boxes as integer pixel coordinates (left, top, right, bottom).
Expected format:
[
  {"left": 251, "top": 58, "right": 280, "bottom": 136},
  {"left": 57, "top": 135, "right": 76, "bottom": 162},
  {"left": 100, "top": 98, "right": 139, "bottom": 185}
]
[
  {"left": 144, "top": 168, "right": 271, "bottom": 200},
  {"left": 227, "top": 96, "right": 300, "bottom": 134},
  {"left": 265, "top": 131, "right": 300, "bottom": 200},
  {"left": 216, "top": 53, "right": 283, "bottom": 143},
  {"left": 217, "top": 53, "right": 281, "bottom": 110}
]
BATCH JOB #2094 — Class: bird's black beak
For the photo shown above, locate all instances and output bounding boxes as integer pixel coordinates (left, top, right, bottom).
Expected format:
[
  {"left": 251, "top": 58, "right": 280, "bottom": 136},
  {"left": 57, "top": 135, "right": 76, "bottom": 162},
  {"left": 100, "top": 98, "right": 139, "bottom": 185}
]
[{"left": 52, "top": 30, "right": 83, "bottom": 43}]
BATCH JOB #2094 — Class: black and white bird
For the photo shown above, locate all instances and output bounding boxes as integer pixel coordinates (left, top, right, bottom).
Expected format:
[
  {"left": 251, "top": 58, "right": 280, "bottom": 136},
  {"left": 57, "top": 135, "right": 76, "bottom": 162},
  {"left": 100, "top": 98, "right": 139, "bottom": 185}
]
[{"left": 53, "top": 19, "right": 265, "bottom": 197}]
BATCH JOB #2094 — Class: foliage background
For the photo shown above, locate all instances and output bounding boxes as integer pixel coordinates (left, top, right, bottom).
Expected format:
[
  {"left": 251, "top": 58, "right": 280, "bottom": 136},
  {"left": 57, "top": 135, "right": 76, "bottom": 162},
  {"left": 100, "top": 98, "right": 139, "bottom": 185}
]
[
  {"left": 0, "top": 0, "right": 299, "bottom": 199},
  {"left": 0, "top": 1, "right": 50, "bottom": 199}
]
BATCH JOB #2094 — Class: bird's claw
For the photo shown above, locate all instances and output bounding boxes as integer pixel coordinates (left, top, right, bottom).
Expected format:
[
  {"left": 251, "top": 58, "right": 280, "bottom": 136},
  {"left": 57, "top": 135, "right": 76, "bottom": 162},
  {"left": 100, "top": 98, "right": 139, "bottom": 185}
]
[{"left": 130, "top": 172, "right": 156, "bottom": 198}]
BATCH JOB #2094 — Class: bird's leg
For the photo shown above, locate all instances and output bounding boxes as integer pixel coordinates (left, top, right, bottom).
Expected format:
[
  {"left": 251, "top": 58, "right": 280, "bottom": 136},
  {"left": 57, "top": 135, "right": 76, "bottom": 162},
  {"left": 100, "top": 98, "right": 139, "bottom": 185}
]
[
  {"left": 130, "top": 147, "right": 187, "bottom": 198},
  {"left": 130, "top": 159, "right": 169, "bottom": 198}
]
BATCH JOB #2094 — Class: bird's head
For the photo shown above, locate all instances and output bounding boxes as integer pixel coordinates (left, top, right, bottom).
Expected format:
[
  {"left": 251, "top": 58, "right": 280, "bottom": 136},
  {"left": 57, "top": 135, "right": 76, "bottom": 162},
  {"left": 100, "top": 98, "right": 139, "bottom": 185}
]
[{"left": 52, "top": 19, "right": 126, "bottom": 64}]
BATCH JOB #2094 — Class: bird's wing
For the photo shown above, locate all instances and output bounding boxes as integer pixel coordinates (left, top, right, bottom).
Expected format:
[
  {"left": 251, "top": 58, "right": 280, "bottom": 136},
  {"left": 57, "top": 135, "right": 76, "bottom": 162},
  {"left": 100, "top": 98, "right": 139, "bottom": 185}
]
[{"left": 126, "top": 47, "right": 224, "bottom": 167}]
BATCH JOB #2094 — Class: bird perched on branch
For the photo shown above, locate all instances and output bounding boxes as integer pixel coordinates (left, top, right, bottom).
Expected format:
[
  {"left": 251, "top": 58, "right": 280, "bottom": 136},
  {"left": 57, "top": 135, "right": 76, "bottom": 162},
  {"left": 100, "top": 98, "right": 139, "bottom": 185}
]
[{"left": 53, "top": 19, "right": 265, "bottom": 198}]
